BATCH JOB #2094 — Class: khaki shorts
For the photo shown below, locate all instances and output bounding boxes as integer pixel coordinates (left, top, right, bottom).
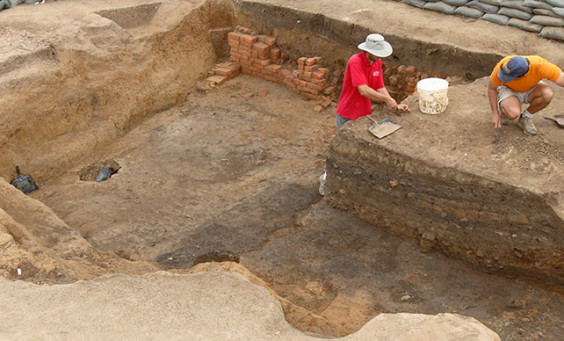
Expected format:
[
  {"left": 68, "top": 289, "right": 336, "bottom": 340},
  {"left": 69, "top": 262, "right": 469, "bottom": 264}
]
[{"left": 497, "top": 81, "right": 544, "bottom": 107}]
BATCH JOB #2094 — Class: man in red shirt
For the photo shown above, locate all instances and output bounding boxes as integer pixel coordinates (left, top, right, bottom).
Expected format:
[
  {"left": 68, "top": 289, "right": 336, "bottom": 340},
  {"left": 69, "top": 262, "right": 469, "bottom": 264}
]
[
  {"left": 319, "top": 34, "right": 410, "bottom": 195},
  {"left": 336, "top": 34, "right": 410, "bottom": 129},
  {"left": 488, "top": 55, "right": 564, "bottom": 135}
]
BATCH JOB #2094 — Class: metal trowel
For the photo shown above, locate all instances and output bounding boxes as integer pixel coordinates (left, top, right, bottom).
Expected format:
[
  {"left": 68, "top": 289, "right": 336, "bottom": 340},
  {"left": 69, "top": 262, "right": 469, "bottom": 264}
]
[
  {"left": 544, "top": 114, "right": 564, "bottom": 128},
  {"left": 366, "top": 115, "right": 401, "bottom": 139}
]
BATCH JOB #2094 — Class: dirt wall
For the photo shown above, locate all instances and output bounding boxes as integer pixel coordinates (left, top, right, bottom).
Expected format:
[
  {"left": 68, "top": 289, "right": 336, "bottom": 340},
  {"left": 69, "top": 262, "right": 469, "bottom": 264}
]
[
  {"left": 0, "top": 0, "right": 233, "bottom": 183},
  {"left": 324, "top": 90, "right": 564, "bottom": 287}
]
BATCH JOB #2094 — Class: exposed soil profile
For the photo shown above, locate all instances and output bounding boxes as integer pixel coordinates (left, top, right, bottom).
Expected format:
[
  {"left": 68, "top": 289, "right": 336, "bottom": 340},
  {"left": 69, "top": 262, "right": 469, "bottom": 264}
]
[{"left": 0, "top": 0, "right": 563, "bottom": 340}]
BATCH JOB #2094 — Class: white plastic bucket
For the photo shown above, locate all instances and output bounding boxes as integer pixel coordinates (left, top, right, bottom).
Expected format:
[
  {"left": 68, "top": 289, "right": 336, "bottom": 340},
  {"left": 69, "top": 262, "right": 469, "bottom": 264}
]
[{"left": 417, "top": 78, "right": 449, "bottom": 114}]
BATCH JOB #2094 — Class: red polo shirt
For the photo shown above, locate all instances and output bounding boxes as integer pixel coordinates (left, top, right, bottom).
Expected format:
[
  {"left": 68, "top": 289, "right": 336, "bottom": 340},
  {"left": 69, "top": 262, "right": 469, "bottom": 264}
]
[{"left": 336, "top": 51, "right": 385, "bottom": 120}]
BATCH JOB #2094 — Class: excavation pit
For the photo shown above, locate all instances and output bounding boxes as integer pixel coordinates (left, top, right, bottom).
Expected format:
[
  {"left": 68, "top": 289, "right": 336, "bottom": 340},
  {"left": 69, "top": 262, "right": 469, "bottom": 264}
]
[{"left": 0, "top": 1, "right": 563, "bottom": 340}]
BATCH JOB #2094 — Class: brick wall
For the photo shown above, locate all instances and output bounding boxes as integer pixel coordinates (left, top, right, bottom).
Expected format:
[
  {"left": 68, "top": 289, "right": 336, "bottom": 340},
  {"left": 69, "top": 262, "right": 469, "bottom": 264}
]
[{"left": 207, "top": 26, "right": 434, "bottom": 110}]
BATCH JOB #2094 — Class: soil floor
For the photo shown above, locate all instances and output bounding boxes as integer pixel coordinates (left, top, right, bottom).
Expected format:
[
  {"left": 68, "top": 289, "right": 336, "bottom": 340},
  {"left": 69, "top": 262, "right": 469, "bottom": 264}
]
[
  {"left": 31, "top": 75, "right": 564, "bottom": 340},
  {"left": 1, "top": 0, "right": 563, "bottom": 340}
]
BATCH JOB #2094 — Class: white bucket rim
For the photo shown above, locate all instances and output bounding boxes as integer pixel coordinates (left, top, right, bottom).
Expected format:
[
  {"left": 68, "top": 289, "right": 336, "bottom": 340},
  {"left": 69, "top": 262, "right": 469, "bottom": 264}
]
[{"left": 417, "top": 77, "right": 448, "bottom": 91}]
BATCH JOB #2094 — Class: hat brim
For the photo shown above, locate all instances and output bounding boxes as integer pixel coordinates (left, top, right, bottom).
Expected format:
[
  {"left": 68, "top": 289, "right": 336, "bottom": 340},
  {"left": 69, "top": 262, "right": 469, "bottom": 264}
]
[
  {"left": 497, "top": 69, "right": 517, "bottom": 83},
  {"left": 358, "top": 41, "right": 393, "bottom": 58}
]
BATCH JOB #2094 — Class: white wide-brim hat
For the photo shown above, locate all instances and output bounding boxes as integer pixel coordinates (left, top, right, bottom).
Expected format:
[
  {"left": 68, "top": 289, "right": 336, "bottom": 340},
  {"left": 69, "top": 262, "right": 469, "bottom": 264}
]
[{"left": 358, "top": 34, "right": 393, "bottom": 58}]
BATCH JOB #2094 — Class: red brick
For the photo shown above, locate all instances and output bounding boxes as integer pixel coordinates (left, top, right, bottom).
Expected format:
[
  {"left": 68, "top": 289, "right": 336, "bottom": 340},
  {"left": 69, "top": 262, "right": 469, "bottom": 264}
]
[
  {"left": 228, "top": 39, "right": 240, "bottom": 48},
  {"left": 228, "top": 32, "right": 241, "bottom": 41},
  {"left": 298, "top": 57, "right": 307, "bottom": 66},
  {"left": 305, "top": 65, "right": 318, "bottom": 73},
  {"left": 214, "top": 67, "right": 233, "bottom": 76},
  {"left": 313, "top": 79, "right": 327, "bottom": 87},
  {"left": 259, "top": 35, "right": 277, "bottom": 47},
  {"left": 279, "top": 69, "right": 292, "bottom": 78},
  {"left": 302, "top": 92, "right": 320, "bottom": 100},
  {"left": 305, "top": 58, "right": 316, "bottom": 66},
  {"left": 307, "top": 82, "right": 323, "bottom": 91},
  {"left": 240, "top": 34, "right": 258, "bottom": 45},
  {"left": 312, "top": 71, "right": 325, "bottom": 80},
  {"left": 207, "top": 75, "right": 227, "bottom": 85},
  {"left": 303, "top": 71, "right": 312, "bottom": 81},
  {"left": 252, "top": 42, "right": 269, "bottom": 52},
  {"left": 318, "top": 68, "right": 330, "bottom": 76},
  {"left": 260, "top": 59, "right": 271, "bottom": 66},
  {"left": 264, "top": 75, "right": 279, "bottom": 83},
  {"left": 264, "top": 64, "right": 282, "bottom": 73},
  {"left": 406, "top": 65, "right": 417, "bottom": 75},
  {"left": 238, "top": 45, "right": 251, "bottom": 53},
  {"left": 271, "top": 48, "right": 281, "bottom": 59},
  {"left": 323, "top": 86, "right": 336, "bottom": 95}
]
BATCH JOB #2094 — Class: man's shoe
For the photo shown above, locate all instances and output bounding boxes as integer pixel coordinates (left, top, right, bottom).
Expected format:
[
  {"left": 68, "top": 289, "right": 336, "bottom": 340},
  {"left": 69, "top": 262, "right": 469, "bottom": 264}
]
[{"left": 517, "top": 116, "right": 538, "bottom": 135}]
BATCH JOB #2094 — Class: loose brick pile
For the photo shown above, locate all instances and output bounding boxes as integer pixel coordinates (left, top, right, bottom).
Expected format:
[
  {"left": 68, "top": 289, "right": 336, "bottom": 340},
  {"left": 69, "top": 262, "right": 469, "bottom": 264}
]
[
  {"left": 384, "top": 64, "right": 429, "bottom": 101},
  {"left": 206, "top": 26, "right": 433, "bottom": 110}
]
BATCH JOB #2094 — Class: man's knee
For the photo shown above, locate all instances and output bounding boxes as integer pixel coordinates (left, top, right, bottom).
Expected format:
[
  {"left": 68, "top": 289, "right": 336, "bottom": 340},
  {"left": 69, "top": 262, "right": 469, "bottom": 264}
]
[
  {"left": 531, "top": 85, "right": 554, "bottom": 105},
  {"left": 500, "top": 98, "right": 521, "bottom": 119},
  {"left": 540, "top": 86, "right": 554, "bottom": 102}
]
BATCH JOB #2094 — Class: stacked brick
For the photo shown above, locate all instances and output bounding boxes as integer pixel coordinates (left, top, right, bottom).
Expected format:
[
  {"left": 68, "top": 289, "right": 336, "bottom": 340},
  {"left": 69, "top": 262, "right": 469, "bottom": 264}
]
[
  {"left": 383, "top": 63, "right": 429, "bottom": 102},
  {"left": 401, "top": 0, "right": 564, "bottom": 42},
  {"left": 227, "top": 26, "right": 340, "bottom": 106}
]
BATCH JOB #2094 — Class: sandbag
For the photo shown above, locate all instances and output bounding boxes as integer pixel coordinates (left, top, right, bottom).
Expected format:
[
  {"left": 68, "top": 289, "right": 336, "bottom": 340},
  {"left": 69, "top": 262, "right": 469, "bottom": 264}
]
[
  {"left": 533, "top": 8, "right": 559, "bottom": 16},
  {"left": 502, "top": 0, "right": 534, "bottom": 13},
  {"left": 424, "top": 1, "right": 457, "bottom": 14},
  {"left": 508, "top": 18, "right": 543, "bottom": 32},
  {"left": 530, "top": 14, "right": 564, "bottom": 25},
  {"left": 523, "top": 0, "right": 553, "bottom": 10},
  {"left": 6, "top": 0, "right": 24, "bottom": 8},
  {"left": 482, "top": 13, "right": 510, "bottom": 25},
  {"left": 552, "top": 7, "right": 564, "bottom": 17},
  {"left": 455, "top": 5, "right": 485, "bottom": 18},
  {"left": 544, "top": 0, "right": 564, "bottom": 7},
  {"left": 402, "top": 0, "right": 427, "bottom": 9},
  {"left": 467, "top": 1, "right": 500, "bottom": 13},
  {"left": 478, "top": 0, "right": 502, "bottom": 5},
  {"left": 498, "top": 7, "right": 534, "bottom": 20},
  {"left": 443, "top": 0, "right": 469, "bottom": 6},
  {"left": 539, "top": 26, "right": 564, "bottom": 41}
]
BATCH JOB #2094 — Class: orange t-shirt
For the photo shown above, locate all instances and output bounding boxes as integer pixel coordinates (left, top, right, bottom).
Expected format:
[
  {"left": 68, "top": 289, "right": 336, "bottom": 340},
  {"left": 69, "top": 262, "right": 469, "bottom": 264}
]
[{"left": 490, "top": 55, "right": 562, "bottom": 93}]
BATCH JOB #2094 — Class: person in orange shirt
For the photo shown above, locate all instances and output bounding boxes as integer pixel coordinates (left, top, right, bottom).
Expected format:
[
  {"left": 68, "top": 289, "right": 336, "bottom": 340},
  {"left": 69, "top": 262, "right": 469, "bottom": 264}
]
[{"left": 488, "top": 55, "right": 564, "bottom": 135}]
